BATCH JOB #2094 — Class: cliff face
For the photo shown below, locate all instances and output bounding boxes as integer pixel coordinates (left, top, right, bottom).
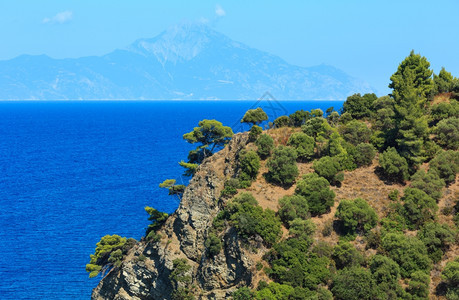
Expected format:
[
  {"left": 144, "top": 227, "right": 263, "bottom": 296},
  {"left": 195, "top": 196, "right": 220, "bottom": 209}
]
[{"left": 91, "top": 133, "right": 253, "bottom": 300}]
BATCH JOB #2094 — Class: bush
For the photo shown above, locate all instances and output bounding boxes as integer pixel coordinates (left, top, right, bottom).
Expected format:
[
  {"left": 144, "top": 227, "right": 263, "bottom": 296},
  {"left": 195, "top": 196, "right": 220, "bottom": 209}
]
[
  {"left": 204, "top": 233, "right": 222, "bottom": 257},
  {"left": 302, "top": 117, "right": 333, "bottom": 139},
  {"left": 248, "top": 125, "right": 263, "bottom": 141},
  {"left": 442, "top": 258, "right": 459, "bottom": 300},
  {"left": 369, "top": 255, "right": 401, "bottom": 291},
  {"left": 144, "top": 207, "right": 169, "bottom": 239},
  {"left": 339, "top": 120, "right": 372, "bottom": 145},
  {"left": 417, "top": 222, "right": 455, "bottom": 263},
  {"left": 220, "top": 178, "right": 240, "bottom": 198},
  {"left": 288, "top": 218, "right": 316, "bottom": 241},
  {"left": 287, "top": 132, "right": 315, "bottom": 161},
  {"left": 407, "top": 271, "right": 430, "bottom": 299},
  {"left": 433, "top": 117, "right": 459, "bottom": 150},
  {"left": 410, "top": 169, "right": 445, "bottom": 201},
  {"left": 332, "top": 241, "right": 365, "bottom": 269},
  {"left": 289, "top": 109, "right": 310, "bottom": 127},
  {"left": 232, "top": 287, "right": 254, "bottom": 300},
  {"left": 278, "top": 195, "right": 309, "bottom": 225},
  {"left": 266, "top": 146, "right": 299, "bottom": 187},
  {"left": 313, "top": 156, "right": 344, "bottom": 185},
  {"left": 255, "top": 133, "right": 274, "bottom": 159},
  {"left": 342, "top": 93, "right": 377, "bottom": 119},
  {"left": 379, "top": 147, "right": 409, "bottom": 182},
  {"left": 430, "top": 100, "right": 459, "bottom": 126},
  {"left": 86, "top": 234, "right": 128, "bottom": 278},
  {"left": 335, "top": 198, "right": 378, "bottom": 234},
  {"left": 381, "top": 233, "right": 431, "bottom": 278},
  {"left": 241, "top": 107, "right": 268, "bottom": 126},
  {"left": 238, "top": 150, "right": 260, "bottom": 188},
  {"left": 401, "top": 188, "right": 438, "bottom": 230},
  {"left": 429, "top": 150, "right": 459, "bottom": 185},
  {"left": 353, "top": 143, "right": 376, "bottom": 167},
  {"left": 295, "top": 173, "right": 335, "bottom": 216},
  {"left": 331, "top": 267, "right": 378, "bottom": 300},
  {"left": 274, "top": 115, "right": 291, "bottom": 128}
]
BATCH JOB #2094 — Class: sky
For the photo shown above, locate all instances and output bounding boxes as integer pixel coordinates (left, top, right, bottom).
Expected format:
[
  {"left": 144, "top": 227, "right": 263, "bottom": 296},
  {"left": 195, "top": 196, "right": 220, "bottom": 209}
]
[{"left": 1, "top": 0, "right": 458, "bottom": 95}]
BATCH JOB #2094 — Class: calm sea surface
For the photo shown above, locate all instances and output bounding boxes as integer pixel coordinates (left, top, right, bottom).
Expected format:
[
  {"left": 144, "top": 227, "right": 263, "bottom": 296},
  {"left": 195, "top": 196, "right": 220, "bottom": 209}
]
[{"left": 0, "top": 100, "right": 343, "bottom": 299}]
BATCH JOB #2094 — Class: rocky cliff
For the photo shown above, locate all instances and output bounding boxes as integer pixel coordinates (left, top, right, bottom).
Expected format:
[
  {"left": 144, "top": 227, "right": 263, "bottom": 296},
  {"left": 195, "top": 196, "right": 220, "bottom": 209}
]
[{"left": 91, "top": 133, "right": 255, "bottom": 300}]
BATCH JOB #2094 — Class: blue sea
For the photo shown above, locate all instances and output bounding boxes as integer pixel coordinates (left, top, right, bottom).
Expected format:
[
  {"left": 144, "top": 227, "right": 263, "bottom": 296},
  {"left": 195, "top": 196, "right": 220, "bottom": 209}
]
[{"left": 0, "top": 100, "right": 343, "bottom": 299}]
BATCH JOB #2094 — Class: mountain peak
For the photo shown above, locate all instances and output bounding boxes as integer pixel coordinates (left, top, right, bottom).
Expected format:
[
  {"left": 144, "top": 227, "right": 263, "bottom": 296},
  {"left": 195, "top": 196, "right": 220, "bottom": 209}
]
[{"left": 128, "top": 21, "right": 228, "bottom": 64}]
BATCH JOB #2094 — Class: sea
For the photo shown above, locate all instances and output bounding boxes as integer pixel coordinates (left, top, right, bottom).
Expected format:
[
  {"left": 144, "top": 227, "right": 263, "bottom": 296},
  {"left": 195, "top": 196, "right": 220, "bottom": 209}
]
[{"left": 0, "top": 100, "right": 343, "bottom": 299}]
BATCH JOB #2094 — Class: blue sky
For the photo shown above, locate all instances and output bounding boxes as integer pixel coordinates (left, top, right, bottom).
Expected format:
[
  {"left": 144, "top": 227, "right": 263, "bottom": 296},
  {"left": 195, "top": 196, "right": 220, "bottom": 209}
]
[{"left": 1, "top": 0, "right": 458, "bottom": 94}]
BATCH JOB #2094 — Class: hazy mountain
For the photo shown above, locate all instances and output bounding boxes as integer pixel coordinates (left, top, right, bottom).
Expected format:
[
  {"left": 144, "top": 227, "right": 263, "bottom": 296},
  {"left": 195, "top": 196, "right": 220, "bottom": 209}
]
[{"left": 0, "top": 22, "right": 375, "bottom": 100}]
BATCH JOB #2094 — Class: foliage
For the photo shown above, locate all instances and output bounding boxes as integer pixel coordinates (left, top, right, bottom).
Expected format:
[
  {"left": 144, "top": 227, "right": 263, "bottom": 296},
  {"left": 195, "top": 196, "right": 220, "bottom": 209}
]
[
  {"left": 331, "top": 266, "right": 378, "bottom": 300},
  {"left": 232, "top": 287, "right": 254, "bottom": 300},
  {"left": 332, "top": 241, "right": 365, "bottom": 269},
  {"left": 342, "top": 93, "right": 378, "bottom": 119},
  {"left": 170, "top": 258, "right": 194, "bottom": 300},
  {"left": 295, "top": 173, "right": 335, "bottom": 216},
  {"left": 433, "top": 117, "right": 459, "bottom": 150},
  {"left": 335, "top": 198, "right": 378, "bottom": 234},
  {"left": 266, "top": 146, "right": 299, "bottom": 187},
  {"left": 429, "top": 150, "right": 459, "bottom": 185},
  {"left": 401, "top": 188, "right": 437, "bottom": 230},
  {"left": 312, "top": 156, "right": 344, "bottom": 185},
  {"left": 430, "top": 100, "right": 459, "bottom": 126},
  {"left": 255, "top": 133, "right": 274, "bottom": 159},
  {"left": 369, "top": 254, "right": 401, "bottom": 292},
  {"left": 327, "top": 111, "right": 340, "bottom": 126},
  {"left": 181, "top": 119, "right": 233, "bottom": 176},
  {"left": 379, "top": 147, "right": 409, "bottom": 182},
  {"left": 339, "top": 120, "right": 372, "bottom": 145},
  {"left": 302, "top": 117, "right": 333, "bottom": 140},
  {"left": 381, "top": 232, "right": 431, "bottom": 278},
  {"left": 178, "top": 161, "right": 199, "bottom": 177},
  {"left": 410, "top": 169, "right": 445, "bottom": 201},
  {"left": 248, "top": 124, "right": 263, "bottom": 141},
  {"left": 288, "top": 218, "right": 316, "bottom": 241},
  {"left": 433, "top": 67, "right": 456, "bottom": 94},
  {"left": 289, "top": 109, "right": 310, "bottom": 127},
  {"left": 226, "top": 193, "right": 282, "bottom": 246},
  {"left": 238, "top": 150, "right": 260, "bottom": 188},
  {"left": 407, "top": 271, "right": 430, "bottom": 299},
  {"left": 278, "top": 195, "right": 309, "bottom": 225},
  {"left": 417, "top": 222, "right": 455, "bottom": 263},
  {"left": 274, "top": 115, "right": 291, "bottom": 128},
  {"left": 442, "top": 258, "right": 459, "bottom": 300},
  {"left": 286, "top": 132, "right": 315, "bottom": 161},
  {"left": 204, "top": 233, "right": 222, "bottom": 257},
  {"left": 241, "top": 107, "right": 268, "bottom": 126},
  {"left": 86, "top": 235, "right": 129, "bottom": 278},
  {"left": 220, "top": 178, "right": 240, "bottom": 198},
  {"left": 353, "top": 143, "right": 376, "bottom": 167},
  {"left": 144, "top": 206, "right": 168, "bottom": 239},
  {"left": 159, "top": 179, "right": 185, "bottom": 196}
]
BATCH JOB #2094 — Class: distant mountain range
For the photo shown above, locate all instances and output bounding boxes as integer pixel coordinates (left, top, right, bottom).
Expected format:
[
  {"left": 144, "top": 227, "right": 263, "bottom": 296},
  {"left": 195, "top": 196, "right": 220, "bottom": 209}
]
[{"left": 0, "top": 22, "right": 375, "bottom": 100}]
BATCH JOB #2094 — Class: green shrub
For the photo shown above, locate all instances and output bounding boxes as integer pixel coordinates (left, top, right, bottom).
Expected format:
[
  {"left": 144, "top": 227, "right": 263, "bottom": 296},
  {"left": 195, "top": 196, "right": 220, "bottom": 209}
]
[
  {"left": 401, "top": 188, "right": 438, "bottom": 230},
  {"left": 339, "top": 120, "right": 372, "bottom": 145},
  {"left": 417, "top": 222, "right": 455, "bottom": 263},
  {"left": 274, "top": 115, "right": 291, "bottom": 128},
  {"left": 410, "top": 169, "right": 445, "bottom": 201},
  {"left": 278, "top": 195, "right": 309, "bottom": 225},
  {"left": 332, "top": 241, "right": 365, "bottom": 269},
  {"left": 289, "top": 109, "right": 311, "bottom": 127},
  {"left": 220, "top": 178, "right": 240, "bottom": 198},
  {"left": 429, "top": 100, "right": 459, "bottom": 126},
  {"left": 354, "top": 143, "right": 376, "bottom": 167},
  {"left": 204, "top": 233, "right": 222, "bottom": 257},
  {"left": 388, "top": 189, "right": 399, "bottom": 201},
  {"left": 441, "top": 258, "right": 459, "bottom": 300},
  {"left": 331, "top": 266, "right": 378, "bottom": 300},
  {"left": 232, "top": 287, "right": 254, "bottom": 300},
  {"left": 287, "top": 132, "right": 315, "bottom": 161},
  {"left": 241, "top": 107, "right": 268, "bottom": 126},
  {"left": 238, "top": 150, "right": 260, "bottom": 188},
  {"left": 295, "top": 173, "right": 335, "bottom": 215},
  {"left": 312, "top": 156, "right": 344, "bottom": 185},
  {"left": 288, "top": 218, "right": 316, "bottom": 242},
  {"left": 335, "top": 198, "right": 378, "bottom": 234},
  {"left": 407, "top": 271, "right": 430, "bottom": 299},
  {"left": 381, "top": 233, "right": 431, "bottom": 278},
  {"left": 255, "top": 133, "right": 274, "bottom": 159},
  {"left": 429, "top": 150, "right": 459, "bottom": 185},
  {"left": 248, "top": 125, "right": 263, "bottom": 141},
  {"left": 369, "top": 254, "right": 401, "bottom": 291},
  {"left": 86, "top": 234, "right": 128, "bottom": 278},
  {"left": 266, "top": 146, "right": 299, "bottom": 187},
  {"left": 302, "top": 117, "right": 333, "bottom": 139},
  {"left": 433, "top": 117, "right": 459, "bottom": 150},
  {"left": 342, "top": 93, "right": 378, "bottom": 120},
  {"left": 379, "top": 147, "right": 409, "bottom": 182},
  {"left": 144, "top": 207, "right": 169, "bottom": 239}
]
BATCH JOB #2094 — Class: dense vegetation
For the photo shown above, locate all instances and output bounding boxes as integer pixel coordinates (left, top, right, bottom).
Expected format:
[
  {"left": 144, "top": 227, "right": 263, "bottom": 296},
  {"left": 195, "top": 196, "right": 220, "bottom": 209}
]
[{"left": 88, "top": 51, "right": 459, "bottom": 300}]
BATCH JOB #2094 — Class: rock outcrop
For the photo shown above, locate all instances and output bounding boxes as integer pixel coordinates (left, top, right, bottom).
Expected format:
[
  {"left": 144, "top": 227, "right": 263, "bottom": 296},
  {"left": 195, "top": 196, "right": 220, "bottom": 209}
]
[{"left": 91, "top": 133, "right": 254, "bottom": 300}]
